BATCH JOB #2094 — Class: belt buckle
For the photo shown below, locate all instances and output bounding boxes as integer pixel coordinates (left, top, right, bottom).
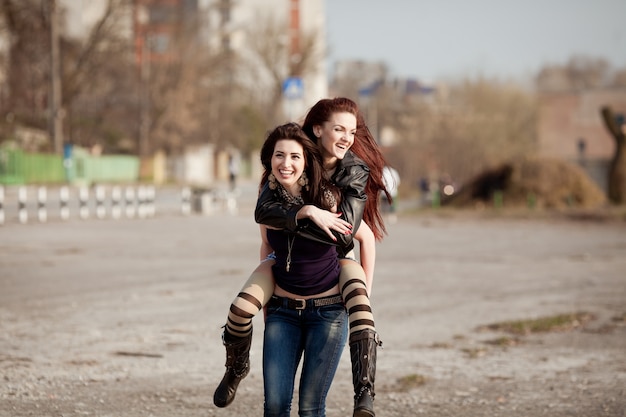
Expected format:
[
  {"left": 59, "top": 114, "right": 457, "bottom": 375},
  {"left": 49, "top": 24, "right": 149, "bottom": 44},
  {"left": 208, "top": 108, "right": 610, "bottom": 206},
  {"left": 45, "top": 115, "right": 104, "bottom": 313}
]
[{"left": 295, "top": 298, "right": 306, "bottom": 310}]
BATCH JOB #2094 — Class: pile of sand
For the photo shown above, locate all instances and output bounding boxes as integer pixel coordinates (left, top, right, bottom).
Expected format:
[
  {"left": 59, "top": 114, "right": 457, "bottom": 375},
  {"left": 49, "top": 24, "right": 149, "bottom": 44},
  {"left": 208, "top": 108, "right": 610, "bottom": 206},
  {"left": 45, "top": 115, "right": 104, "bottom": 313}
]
[{"left": 443, "top": 156, "right": 607, "bottom": 209}]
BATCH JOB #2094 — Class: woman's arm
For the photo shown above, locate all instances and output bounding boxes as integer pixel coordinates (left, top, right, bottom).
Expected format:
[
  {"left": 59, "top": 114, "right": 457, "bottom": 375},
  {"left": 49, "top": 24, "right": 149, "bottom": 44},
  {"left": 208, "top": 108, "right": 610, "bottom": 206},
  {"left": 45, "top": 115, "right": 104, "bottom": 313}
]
[
  {"left": 255, "top": 183, "right": 302, "bottom": 232},
  {"left": 353, "top": 220, "right": 375, "bottom": 294},
  {"left": 296, "top": 205, "right": 352, "bottom": 241},
  {"left": 332, "top": 163, "right": 369, "bottom": 250},
  {"left": 255, "top": 183, "right": 353, "bottom": 246},
  {"left": 255, "top": 153, "right": 369, "bottom": 254},
  {"left": 259, "top": 225, "right": 273, "bottom": 261}
]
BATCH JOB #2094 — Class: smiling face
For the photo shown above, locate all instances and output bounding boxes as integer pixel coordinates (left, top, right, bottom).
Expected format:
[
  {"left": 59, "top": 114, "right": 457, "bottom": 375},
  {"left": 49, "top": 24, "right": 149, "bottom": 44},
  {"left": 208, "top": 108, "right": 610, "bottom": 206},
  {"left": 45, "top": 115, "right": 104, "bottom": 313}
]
[
  {"left": 313, "top": 112, "right": 357, "bottom": 170},
  {"left": 271, "top": 139, "right": 306, "bottom": 195}
]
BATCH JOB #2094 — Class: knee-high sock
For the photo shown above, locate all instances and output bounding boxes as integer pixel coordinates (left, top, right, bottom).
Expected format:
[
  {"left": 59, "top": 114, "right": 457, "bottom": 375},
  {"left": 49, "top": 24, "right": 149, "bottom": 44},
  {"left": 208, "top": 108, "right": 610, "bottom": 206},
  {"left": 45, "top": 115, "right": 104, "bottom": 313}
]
[
  {"left": 339, "top": 260, "right": 375, "bottom": 336},
  {"left": 226, "top": 261, "right": 275, "bottom": 337}
]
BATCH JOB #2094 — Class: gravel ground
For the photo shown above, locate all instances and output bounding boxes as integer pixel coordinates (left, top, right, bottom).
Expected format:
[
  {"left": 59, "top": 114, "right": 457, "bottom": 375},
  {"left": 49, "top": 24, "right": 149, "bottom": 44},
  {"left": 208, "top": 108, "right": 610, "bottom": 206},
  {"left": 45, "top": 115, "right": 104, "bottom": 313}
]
[{"left": 1, "top": 197, "right": 625, "bottom": 417}]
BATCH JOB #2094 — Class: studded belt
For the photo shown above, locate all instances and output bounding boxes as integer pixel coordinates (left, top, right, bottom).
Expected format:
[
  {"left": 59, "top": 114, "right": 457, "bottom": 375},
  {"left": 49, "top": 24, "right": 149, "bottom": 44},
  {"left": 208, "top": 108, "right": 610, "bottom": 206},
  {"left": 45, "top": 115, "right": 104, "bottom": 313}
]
[{"left": 268, "top": 294, "right": 344, "bottom": 310}]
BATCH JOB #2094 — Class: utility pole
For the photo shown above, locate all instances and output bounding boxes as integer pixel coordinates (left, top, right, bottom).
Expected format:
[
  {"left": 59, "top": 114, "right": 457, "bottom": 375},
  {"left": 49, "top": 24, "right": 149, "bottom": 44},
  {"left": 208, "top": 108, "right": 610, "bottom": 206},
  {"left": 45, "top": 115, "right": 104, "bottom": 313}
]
[
  {"left": 283, "top": 0, "right": 304, "bottom": 122},
  {"left": 49, "top": 0, "right": 64, "bottom": 155},
  {"left": 288, "top": 0, "right": 300, "bottom": 72},
  {"left": 139, "top": 37, "right": 150, "bottom": 158},
  {"left": 135, "top": 3, "right": 150, "bottom": 158}
]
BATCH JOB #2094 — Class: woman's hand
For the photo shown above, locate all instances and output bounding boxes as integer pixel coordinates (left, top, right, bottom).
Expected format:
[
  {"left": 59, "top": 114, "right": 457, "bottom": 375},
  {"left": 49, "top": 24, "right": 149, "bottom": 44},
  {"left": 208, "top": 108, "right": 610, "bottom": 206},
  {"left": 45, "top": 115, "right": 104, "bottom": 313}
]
[{"left": 297, "top": 205, "right": 352, "bottom": 241}]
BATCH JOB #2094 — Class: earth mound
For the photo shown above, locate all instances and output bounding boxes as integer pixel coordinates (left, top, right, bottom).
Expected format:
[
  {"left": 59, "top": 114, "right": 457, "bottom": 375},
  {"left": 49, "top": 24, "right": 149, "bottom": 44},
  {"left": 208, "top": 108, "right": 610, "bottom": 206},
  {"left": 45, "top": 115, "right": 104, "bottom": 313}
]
[{"left": 443, "top": 156, "right": 607, "bottom": 209}]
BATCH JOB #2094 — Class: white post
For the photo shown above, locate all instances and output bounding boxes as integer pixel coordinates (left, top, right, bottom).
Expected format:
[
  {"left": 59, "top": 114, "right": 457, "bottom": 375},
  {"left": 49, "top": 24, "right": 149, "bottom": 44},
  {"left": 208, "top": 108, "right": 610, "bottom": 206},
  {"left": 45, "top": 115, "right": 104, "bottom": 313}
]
[
  {"left": 18, "top": 186, "right": 28, "bottom": 224},
  {"left": 111, "top": 186, "right": 122, "bottom": 219},
  {"left": 137, "top": 186, "right": 146, "bottom": 219},
  {"left": 60, "top": 186, "right": 70, "bottom": 220},
  {"left": 79, "top": 186, "right": 89, "bottom": 219},
  {"left": 37, "top": 187, "right": 47, "bottom": 223},
  {"left": 125, "top": 187, "right": 136, "bottom": 218},
  {"left": 95, "top": 185, "right": 106, "bottom": 219}
]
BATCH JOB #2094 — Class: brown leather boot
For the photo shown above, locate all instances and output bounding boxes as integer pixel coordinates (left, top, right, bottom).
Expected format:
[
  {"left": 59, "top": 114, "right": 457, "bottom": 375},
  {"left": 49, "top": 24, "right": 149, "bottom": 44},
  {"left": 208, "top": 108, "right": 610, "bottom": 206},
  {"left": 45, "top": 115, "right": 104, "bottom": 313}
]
[
  {"left": 350, "top": 329, "right": 381, "bottom": 417},
  {"left": 213, "top": 329, "right": 252, "bottom": 408}
]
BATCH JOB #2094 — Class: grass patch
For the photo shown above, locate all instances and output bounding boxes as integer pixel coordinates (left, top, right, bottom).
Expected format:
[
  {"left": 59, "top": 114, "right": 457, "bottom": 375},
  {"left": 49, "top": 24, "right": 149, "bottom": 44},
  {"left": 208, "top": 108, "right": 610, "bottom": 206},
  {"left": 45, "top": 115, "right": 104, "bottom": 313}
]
[
  {"left": 461, "top": 347, "right": 487, "bottom": 358},
  {"left": 478, "top": 312, "right": 595, "bottom": 335},
  {"left": 395, "top": 373, "right": 427, "bottom": 391},
  {"left": 611, "top": 312, "right": 626, "bottom": 324},
  {"left": 429, "top": 341, "right": 452, "bottom": 349},
  {"left": 483, "top": 336, "right": 522, "bottom": 347}
]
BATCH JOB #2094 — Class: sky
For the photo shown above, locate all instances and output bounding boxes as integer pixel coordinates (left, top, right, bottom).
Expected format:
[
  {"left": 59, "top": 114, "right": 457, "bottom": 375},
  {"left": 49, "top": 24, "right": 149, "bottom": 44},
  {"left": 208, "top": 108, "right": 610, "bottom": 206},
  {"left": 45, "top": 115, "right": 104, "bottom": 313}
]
[{"left": 325, "top": 0, "right": 626, "bottom": 84}]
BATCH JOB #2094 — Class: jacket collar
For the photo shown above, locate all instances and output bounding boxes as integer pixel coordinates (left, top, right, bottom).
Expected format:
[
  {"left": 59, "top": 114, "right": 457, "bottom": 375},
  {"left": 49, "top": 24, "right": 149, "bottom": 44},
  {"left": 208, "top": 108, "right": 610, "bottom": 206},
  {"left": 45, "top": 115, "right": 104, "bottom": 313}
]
[
  {"left": 330, "top": 150, "right": 368, "bottom": 182},
  {"left": 337, "top": 150, "right": 365, "bottom": 169}
]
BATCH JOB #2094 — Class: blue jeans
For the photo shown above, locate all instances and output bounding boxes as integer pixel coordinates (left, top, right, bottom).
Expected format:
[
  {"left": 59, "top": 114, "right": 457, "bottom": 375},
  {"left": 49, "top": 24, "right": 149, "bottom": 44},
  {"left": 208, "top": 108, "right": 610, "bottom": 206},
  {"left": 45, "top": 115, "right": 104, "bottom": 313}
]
[{"left": 263, "top": 302, "right": 348, "bottom": 417}]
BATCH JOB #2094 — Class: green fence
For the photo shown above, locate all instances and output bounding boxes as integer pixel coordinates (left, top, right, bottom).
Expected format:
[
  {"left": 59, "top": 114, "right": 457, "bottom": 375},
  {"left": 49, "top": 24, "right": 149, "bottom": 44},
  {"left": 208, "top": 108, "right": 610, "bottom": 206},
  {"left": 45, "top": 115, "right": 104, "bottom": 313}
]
[
  {"left": 0, "top": 147, "right": 139, "bottom": 185},
  {"left": 0, "top": 148, "right": 65, "bottom": 184}
]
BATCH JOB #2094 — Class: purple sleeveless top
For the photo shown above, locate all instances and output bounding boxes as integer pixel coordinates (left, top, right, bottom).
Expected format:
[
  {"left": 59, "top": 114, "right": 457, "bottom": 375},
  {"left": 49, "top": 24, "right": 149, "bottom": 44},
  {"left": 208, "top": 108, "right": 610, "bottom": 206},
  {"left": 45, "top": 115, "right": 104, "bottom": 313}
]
[{"left": 266, "top": 228, "right": 340, "bottom": 296}]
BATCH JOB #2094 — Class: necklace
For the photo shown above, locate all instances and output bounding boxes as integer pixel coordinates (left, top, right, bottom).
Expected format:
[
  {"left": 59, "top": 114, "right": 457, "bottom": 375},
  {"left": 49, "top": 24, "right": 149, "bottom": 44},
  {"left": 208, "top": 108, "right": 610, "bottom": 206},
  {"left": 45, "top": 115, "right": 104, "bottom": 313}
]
[
  {"left": 273, "top": 183, "right": 300, "bottom": 273},
  {"left": 286, "top": 234, "right": 295, "bottom": 272},
  {"left": 276, "top": 183, "right": 304, "bottom": 206}
]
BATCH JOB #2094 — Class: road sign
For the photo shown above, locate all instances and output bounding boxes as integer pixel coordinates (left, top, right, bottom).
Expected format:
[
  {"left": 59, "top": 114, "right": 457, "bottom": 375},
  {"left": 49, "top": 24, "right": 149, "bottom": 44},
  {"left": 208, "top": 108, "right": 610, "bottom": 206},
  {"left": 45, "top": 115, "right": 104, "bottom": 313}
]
[{"left": 283, "top": 77, "right": 304, "bottom": 100}]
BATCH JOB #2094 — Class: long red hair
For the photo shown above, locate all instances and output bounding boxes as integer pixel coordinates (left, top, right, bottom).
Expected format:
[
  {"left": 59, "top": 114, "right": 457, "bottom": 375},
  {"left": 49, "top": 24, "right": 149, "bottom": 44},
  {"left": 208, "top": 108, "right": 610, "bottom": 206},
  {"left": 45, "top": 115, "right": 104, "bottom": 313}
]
[{"left": 302, "top": 97, "right": 390, "bottom": 240}]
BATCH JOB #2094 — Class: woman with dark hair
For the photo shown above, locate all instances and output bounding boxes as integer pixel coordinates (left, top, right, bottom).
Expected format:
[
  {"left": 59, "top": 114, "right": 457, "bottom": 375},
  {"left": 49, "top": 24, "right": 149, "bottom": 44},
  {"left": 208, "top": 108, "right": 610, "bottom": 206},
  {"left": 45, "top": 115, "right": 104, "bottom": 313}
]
[
  {"left": 260, "top": 122, "right": 348, "bottom": 416},
  {"left": 215, "top": 99, "right": 390, "bottom": 417}
]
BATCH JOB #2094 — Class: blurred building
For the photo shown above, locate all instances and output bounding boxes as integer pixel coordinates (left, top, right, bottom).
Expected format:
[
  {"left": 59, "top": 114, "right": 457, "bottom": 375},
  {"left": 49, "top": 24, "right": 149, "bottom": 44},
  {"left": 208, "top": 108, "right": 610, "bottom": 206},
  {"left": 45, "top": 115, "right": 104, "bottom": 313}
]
[
  {"left": 538, "top": 88, "right": 626, "bottom": 191},
  {"left": 57, "top": 0, "right": 328, "bottom": 184},
  {"left": 202, "top": 0, "right": 328, "bottom": 114},
  {"left": 62, "top": 0, "right": 327, "bottom": 104},
  {"left": 134, "top": 0, "right": 200, "bottom": 66}
]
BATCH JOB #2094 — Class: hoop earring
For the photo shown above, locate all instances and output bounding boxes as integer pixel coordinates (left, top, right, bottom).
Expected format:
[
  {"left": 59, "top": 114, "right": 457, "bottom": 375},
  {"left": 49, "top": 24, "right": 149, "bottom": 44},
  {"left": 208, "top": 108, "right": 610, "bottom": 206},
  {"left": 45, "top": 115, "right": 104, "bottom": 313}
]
[
  {"left": 297, "top": 171, "right": 309, "bottom": 191},
  {"left": 268, "top": 173, "right": 277, "bottom": 190}
]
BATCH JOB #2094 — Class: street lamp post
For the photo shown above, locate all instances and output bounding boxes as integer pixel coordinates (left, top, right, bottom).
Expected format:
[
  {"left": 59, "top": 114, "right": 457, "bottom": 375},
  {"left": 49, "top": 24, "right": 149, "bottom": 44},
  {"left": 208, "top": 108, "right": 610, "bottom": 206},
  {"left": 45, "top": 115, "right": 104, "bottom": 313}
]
[{"left": 49, "top": 0, "right": 64, "bottom": 155}]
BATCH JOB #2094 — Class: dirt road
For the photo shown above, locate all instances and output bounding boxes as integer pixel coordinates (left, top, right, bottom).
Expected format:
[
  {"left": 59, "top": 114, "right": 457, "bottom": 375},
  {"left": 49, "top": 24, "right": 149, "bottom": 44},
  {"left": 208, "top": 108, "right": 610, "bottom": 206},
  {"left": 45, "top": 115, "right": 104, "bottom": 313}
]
[{"left": 1, "top": 200, "right": 625, "bottom": 416}]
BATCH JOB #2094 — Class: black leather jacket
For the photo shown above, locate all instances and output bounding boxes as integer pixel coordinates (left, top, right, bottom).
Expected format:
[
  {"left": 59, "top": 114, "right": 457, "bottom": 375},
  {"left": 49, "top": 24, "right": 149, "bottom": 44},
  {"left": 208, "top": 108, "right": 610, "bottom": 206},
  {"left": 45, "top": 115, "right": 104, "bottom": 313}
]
[{"left": 255, "top": 151, "right": 369, "bottom": 256}]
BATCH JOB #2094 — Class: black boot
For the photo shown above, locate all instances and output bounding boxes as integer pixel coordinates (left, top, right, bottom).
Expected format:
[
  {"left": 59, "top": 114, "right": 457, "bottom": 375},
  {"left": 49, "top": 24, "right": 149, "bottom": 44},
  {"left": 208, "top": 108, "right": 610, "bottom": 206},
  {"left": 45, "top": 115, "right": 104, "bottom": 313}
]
[
  {"left": 213, "top": 329, "right": 252, "bottom": 408},
  {"left": 350, "top": 329, "right": 381, "bottom": 417}
]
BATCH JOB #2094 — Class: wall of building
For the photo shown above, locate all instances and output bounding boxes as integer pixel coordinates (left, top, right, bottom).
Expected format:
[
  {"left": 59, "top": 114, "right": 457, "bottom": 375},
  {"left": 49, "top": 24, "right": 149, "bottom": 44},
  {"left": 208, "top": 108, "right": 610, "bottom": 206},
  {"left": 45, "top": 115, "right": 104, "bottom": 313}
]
[
  {"left": 538, "top": 88, "right": 626, "bottom": 161},
  {"left": 537, "top": 88, "right": 626, "bottom": 192}
]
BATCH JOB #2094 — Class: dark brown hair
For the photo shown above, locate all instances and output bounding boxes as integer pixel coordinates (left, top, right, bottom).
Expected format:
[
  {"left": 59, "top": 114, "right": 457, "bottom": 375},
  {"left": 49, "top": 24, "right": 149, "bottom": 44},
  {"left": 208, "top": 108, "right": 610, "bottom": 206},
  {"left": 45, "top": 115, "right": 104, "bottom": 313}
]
[
  {"left": 259, "top": 122, "right": 336, "bottom": 211},
  {"left": 302, "top": 97, "right": 390, "bottom": 240}
]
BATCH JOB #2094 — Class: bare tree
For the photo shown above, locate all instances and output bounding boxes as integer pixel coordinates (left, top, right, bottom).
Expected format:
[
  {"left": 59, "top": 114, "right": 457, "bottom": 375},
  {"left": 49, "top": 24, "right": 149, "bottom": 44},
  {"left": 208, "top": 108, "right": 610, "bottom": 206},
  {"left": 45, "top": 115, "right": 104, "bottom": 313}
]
[
  {"left": 144, "top": 44, "right": 204, "bottom": 154},
  {"left": 447, "top": 78, "right": 538, "bottom": 170},
  {"left": 62, "top": 0, "right": 138, "bottom": 152},
  {"left": 243, "top": 13, "right": 324, "bottom": 126},
  {"left": 373, "top": 78, "right": 538, "bottom": 189},
  {"left": 0, "top": 0, "right": 139, "bottom": 152},
  {"left": 0, "top": 3, "right": 325, "bottom": 158},
  {"left": 0, "top": 0, "right": 51, "bottom": 133}
]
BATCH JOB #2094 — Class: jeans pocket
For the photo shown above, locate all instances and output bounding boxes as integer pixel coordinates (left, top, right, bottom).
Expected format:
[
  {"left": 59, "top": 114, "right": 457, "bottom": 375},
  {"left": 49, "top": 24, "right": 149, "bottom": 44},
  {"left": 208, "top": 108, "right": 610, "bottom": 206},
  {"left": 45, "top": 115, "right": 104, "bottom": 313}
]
[
  {"left": 317, "top": 304, "right": 347, "bottom": 322},
  {"left": 266, "top": 304, "right": 281, "bottom": 317}
]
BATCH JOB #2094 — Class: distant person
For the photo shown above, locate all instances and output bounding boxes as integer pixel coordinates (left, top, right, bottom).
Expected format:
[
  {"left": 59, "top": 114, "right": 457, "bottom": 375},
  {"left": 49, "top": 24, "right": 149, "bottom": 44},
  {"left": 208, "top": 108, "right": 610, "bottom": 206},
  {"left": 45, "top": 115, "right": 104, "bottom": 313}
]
[
  {"left": 381, "top": 166, "right": 400, "bottom": 223},
  {"left": 228, "top": 153, "right": 239, "bottom": 191},
  {"left": 419, "top": 177, "right": 429, "bottom": 194}
]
